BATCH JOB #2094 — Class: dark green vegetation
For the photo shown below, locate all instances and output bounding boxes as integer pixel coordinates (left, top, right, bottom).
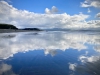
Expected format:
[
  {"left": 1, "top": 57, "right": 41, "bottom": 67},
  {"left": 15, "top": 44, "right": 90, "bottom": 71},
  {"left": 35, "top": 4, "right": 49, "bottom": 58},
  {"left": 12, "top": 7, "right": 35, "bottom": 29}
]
[
  {"left": 0, "top": 24, "right": 18, "bottom": 29},
  {"left": 22, "top": 28, "right": 42, "bottom": 31},
  {"left": 0, "top": 23, "right": 43, "bottom": 31}
]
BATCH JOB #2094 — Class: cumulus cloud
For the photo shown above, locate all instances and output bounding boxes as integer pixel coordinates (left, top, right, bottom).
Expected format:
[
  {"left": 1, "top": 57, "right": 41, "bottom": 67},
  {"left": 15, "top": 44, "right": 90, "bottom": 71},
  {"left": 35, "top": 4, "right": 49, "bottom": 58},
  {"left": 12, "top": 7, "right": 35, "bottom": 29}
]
[
  {"left": 87, "top": 20, "right": 100, "bottom": 26},
  {"left": 81, "top": 0, "right": 100, "bottom": 8},
  {"left": 0, "top": 1, "right": 100, "bottom": 28},
  {"left": 96, "top": 13, "right": 100, "bottom": 18},
  {"left": 45, "top": 6, "right": 58, "bottom": 14}
]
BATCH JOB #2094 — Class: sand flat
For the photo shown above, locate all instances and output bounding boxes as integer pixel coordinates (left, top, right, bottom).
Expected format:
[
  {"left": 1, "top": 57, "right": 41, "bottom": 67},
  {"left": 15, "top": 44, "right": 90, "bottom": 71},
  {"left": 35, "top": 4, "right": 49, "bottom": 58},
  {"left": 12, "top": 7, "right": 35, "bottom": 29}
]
[{"left": 0, "top": 29, "right": 36, "bottom": 33}]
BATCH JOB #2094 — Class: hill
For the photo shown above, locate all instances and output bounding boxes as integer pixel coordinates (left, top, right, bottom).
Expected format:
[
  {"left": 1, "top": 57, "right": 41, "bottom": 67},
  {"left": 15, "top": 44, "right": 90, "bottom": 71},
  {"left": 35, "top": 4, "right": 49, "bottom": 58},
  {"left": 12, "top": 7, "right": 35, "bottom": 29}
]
[
  {"left": 0, "top": 24, "right": 18, "bottom": 29},
  {"left": 22, "top": 28, "right": 43, "bottom": 31}
]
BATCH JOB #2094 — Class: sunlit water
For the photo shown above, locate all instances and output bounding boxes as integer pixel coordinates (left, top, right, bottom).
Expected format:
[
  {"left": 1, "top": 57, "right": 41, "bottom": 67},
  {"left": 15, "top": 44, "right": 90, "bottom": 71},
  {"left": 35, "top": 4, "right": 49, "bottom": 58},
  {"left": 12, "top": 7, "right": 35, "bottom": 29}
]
[{"left": 0, "top": 31, "right": 100, "bottom": 75}]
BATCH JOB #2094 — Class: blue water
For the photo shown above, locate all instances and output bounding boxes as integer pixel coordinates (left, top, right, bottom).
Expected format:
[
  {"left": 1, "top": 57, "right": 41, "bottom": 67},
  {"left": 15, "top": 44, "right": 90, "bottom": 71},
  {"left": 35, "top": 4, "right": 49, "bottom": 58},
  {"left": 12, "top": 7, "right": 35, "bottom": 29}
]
[{"left": 0, "top": 31, "right": 100, "bottom": 75}]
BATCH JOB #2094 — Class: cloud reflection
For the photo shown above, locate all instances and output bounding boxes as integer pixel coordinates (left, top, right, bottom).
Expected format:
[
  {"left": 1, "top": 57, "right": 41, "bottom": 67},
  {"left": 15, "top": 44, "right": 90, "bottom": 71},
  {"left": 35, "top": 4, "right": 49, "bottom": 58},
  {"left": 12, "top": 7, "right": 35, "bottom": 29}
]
[
  {"left": 0, "top": 63, "right": 16, "bottom": 75},
  {"left": 0, "top": 31, "right": 100, "bottom": 59},
  {"left": 69, "top": 47, "right": 100, "bottom": 75},
  {"left": 70, "top": 55, "right": 100, "bottom": 75}
]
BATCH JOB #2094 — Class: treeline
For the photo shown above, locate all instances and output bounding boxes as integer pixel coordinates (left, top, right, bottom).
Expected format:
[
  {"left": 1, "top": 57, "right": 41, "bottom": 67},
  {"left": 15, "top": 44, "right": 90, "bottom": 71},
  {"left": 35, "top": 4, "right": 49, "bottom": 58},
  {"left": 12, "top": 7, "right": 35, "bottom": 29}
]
[
  {"left": 0, "top": 23, "right": 43, "bottom": 31},
  {"left": 22, "top": 28, "right": 42, "bottom": 31},
  {"left": 0, "top": 24, "right": 18, "bottom": 29}
]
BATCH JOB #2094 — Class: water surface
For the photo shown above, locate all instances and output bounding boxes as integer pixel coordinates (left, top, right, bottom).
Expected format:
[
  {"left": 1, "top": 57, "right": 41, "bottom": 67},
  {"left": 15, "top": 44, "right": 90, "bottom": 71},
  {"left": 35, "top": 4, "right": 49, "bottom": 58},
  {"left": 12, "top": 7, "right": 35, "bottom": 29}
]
[{"left": 0, "top": 31, "right": 100, "bottom": 75}]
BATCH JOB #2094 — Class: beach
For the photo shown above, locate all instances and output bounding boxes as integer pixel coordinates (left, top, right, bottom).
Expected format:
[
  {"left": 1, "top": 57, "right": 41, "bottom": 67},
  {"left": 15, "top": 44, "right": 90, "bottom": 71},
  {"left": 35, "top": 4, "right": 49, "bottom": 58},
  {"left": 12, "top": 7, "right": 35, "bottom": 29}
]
[{"left": 0, "top": 29, "right": 41, "bottom": 33}]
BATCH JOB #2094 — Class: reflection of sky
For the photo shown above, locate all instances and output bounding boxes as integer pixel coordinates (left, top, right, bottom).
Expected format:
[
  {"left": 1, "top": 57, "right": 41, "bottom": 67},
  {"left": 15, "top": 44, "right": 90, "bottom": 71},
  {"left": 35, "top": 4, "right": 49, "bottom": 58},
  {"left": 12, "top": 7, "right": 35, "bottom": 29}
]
[
  {"left": 69, "top": 54, "right": 100, "bottom": 75},
  {"left": 0, "top": 31, "right": 100, "bottom": 59},
  {"left": 0, "top": 31, "right": 100, "bottom": 75},
  {"left": 0, "top": 63, "right": 16, "bottom": 75},
  {"left": 69, "top": 45, "right": 100, "bottom": 75}
]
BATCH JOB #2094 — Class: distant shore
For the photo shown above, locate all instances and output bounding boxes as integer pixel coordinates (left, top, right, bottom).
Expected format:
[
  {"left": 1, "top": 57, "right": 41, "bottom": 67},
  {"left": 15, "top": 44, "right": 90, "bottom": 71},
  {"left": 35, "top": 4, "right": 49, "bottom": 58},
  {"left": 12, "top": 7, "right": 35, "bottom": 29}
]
[
  {"left": 0, "top": 24, "right": 43, "bottom": 33},
  {"left": 0, "top": 29, "right": 42, "bottom": 33}
]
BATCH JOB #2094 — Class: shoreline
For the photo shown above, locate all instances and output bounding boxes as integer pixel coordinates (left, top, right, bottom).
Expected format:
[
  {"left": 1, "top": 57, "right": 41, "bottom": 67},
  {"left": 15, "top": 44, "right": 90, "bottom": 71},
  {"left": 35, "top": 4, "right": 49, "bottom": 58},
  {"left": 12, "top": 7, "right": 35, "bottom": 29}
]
[{"left": 0, "top": 29, "right": 42, "bottom": 33}]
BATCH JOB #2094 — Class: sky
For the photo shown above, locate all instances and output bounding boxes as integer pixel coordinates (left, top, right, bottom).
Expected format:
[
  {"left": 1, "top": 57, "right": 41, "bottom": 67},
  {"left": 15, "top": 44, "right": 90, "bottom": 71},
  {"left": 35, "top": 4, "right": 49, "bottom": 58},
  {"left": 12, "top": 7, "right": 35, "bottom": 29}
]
[{"left": 0, "top": 0, "right": 100, "bottom": 29}]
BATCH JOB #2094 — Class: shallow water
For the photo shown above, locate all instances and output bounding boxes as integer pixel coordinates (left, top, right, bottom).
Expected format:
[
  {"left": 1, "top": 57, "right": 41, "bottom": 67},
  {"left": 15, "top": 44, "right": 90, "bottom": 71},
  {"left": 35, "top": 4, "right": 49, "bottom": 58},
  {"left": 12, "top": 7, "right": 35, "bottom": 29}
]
[{"left": 0, "top": 31, "right": 100, "bottom": 75}]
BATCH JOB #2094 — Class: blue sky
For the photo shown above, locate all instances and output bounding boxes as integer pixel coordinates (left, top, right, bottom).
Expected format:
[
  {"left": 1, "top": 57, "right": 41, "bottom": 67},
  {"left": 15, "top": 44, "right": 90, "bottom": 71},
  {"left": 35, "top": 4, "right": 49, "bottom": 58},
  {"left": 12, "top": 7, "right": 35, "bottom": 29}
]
[
  {"left": 9, "top": 0, "right": 98, "bottom": 16},
  {"left": 11, "top": 0, "right": 83, "bottom": 14},
  {"left": 0, "top": 0, "right": 100, "bottom": 28},
  {"left": 10, "top": 0, "right": 95, "bottom": 15}
]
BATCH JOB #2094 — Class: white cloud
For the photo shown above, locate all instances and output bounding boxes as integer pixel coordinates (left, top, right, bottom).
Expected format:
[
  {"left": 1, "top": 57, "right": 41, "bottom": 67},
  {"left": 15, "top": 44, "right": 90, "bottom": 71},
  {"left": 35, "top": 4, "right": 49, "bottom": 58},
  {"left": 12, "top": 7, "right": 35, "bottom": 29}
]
[
  {"left": 81, "top": 0, "right": 100, "bottom": 8},
  {"left": 87, "top": 8, "right": 91, "bottom": 13},
  {"left": 45, "top": 6, "right": 58, "bottom": 14},
  {"left": 87, "top": 20, "right": 100, "bottom": 26},
  {"left": 96, "top": 13, "right": 100, "bottom": 18},
  {"left": 45, "top": 8, "right": 51, "bottom": 14},
  {"left": 81, "top": 2, "right": 91, "bottom": 7},
  {"left": 0, "top": 1, "right": 100, "bottom": 29}
]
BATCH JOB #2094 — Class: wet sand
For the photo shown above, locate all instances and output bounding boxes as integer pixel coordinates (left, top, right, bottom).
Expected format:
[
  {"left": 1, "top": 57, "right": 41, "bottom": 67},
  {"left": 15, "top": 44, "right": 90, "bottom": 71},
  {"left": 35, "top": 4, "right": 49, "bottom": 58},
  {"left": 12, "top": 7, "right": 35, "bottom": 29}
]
[{"left": 0, "top": 29, "right": 39, "bottom": 33}]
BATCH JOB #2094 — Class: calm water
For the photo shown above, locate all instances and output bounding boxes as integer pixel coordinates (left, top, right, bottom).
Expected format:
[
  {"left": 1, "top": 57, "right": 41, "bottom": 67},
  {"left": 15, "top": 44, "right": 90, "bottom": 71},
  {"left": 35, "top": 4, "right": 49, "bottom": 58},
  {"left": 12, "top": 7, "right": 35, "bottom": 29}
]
[{"left": 0, "top": 31, "right": 100, "bottom": 75}]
